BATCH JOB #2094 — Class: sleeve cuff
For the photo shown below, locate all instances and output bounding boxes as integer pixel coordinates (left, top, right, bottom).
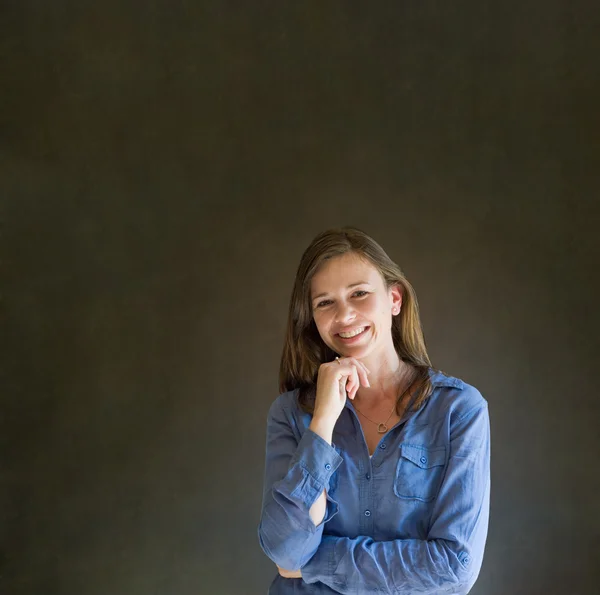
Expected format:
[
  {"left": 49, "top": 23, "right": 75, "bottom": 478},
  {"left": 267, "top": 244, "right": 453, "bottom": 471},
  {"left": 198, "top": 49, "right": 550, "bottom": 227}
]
[
  {"left": 290, "top": 428, "right": 344, "bottom": 488},
  {"left": 272, "top": 428, "right": 345, "bottom": 511},
  {"left": 316, "top": 491, "right": 340, "bottom": 528}
]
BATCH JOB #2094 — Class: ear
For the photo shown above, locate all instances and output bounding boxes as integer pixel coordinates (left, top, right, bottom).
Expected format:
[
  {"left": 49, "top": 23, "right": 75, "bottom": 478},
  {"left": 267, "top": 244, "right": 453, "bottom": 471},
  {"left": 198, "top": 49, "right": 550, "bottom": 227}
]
[{"left": 390, "top": 284, "right": 403, "bottom": 315}]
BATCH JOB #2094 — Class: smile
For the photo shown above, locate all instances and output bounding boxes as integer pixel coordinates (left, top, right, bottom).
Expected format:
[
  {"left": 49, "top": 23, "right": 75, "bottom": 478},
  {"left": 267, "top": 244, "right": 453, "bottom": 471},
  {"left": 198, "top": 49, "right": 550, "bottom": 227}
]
[{"left": 337, "top": 326, "right": 369, "bottom": 339}]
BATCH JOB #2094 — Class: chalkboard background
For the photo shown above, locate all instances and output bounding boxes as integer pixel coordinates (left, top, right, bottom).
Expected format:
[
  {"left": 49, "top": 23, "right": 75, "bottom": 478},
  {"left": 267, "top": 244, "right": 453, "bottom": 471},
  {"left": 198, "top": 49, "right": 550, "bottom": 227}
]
[{"left": 2, "top": 2, "right": 599, "bottom": 594}]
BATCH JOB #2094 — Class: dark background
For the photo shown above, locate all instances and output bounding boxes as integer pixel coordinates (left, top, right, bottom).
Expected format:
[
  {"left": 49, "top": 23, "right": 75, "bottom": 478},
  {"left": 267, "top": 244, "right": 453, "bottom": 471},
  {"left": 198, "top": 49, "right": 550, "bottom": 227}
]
[{"left": 2, "top": 2, "right": 599, "bottom": 594}]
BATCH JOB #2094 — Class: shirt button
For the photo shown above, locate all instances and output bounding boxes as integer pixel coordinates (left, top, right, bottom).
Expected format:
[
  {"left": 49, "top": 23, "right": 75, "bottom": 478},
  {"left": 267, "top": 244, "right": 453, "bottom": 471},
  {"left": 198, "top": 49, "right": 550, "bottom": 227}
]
[
  {"left": 420, "top": 456, "right": 427, "bottom": 464},
  {"left": 325, "top": 463, "right": 331, "bottom": 471},
  {"left": 380, "top": 443, "right": 386, "bottom": 450},
  {"left": 364, "top": 510, "right": 371, "bottom": 516},
  {"left": 366, "top": 473, "right": 370, "bottom": 480}
]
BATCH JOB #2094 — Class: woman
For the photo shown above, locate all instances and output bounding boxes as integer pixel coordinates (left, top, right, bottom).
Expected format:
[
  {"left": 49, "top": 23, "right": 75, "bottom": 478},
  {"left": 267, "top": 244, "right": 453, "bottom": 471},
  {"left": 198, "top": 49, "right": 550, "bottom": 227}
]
[{"left": 257, "top": 227, "right": 491, "bottom": 594}]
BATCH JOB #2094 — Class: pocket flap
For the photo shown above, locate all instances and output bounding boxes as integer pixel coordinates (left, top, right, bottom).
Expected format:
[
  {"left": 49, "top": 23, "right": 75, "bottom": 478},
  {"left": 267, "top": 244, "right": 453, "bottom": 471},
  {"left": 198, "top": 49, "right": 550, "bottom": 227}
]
[{"left": 400, "top": 444, "right": 446, "bottom": 469}]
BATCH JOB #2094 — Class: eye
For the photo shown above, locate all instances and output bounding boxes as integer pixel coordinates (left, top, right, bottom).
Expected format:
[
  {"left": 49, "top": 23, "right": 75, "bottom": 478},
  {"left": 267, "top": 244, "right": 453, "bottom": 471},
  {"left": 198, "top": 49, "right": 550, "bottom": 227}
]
[
  {"left": 316, "top": 299, "right": 332, "bottom": 308},
  {"left": 315, "top": 291, "right": 368, "bottom": 309}
]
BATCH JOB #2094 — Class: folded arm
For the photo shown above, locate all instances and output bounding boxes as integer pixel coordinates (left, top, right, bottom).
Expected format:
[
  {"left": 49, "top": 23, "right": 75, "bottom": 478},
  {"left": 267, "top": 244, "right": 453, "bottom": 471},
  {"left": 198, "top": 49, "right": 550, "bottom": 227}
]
[
  {"left": 257, "top": 395, "right": 344, "bottom": 570},
  {"left": 301, "top": 402, "right": 491, "bottom": 594}
]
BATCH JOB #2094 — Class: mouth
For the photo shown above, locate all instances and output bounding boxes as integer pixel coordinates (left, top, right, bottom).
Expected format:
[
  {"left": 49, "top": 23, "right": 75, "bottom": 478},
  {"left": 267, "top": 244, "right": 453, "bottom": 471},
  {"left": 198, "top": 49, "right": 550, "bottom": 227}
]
[{"left": 336, "top": 326, "right": 370, "bottom": 342}]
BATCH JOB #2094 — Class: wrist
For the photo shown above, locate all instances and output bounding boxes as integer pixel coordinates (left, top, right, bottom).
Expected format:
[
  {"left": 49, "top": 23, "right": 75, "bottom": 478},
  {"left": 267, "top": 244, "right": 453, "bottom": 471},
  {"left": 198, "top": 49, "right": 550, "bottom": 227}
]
[{"left": 309, "top": 417, "right": 335, "bottom": 444}]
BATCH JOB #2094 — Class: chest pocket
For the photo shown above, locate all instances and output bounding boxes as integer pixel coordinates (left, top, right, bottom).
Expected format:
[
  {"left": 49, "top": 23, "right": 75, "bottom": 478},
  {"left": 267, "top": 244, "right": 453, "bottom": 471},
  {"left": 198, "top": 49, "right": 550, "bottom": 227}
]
[{"left": 394, "top": 444, "right": 447, "bottom": 502}]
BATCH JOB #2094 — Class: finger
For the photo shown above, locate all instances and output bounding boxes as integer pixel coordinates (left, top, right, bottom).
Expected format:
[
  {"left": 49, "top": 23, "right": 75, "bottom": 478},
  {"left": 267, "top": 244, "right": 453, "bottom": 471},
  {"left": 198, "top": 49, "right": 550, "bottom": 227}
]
[
  {"left": 354, "top": 358, "right": 371, "bottom": 375},
  {"left": 351, "top": 365, "right": 360, "bottom": 399},
  {"left": 348, "top": 358, "right": 370, "bottom": 387},
  {"left": 335, "top": 359, "right": 356, "bottom": 387},
  {"left": 345, "top": 375, "right": 355, "bottom": 399},
  {"left": 336, "top": 356, "right": 365, "bottom": 376},
  {"left": 335, "top": 357, "right": 368, "bottom": 390},
  {"left": 343, "top": 365, "right": 357, "bottom": 400},
  {"left": 347, "top": 357, "right": 370, "bottom": 378}
]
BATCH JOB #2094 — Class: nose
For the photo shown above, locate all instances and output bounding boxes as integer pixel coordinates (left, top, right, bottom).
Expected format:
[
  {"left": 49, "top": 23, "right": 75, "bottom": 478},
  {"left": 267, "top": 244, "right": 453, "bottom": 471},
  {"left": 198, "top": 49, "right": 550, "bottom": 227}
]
[{"left": 334, "top": 301, "right": 356, "bottom": 324}]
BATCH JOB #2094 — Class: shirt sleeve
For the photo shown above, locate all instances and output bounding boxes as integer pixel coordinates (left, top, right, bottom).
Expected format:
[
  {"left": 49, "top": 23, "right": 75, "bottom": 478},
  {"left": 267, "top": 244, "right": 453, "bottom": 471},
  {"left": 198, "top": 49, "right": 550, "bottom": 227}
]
[
  {"left": 301, "top": 398, "right": 491, "bottom": 594},
  {"left": 257, "top": 394, "right": 344, "bottom": 571}
]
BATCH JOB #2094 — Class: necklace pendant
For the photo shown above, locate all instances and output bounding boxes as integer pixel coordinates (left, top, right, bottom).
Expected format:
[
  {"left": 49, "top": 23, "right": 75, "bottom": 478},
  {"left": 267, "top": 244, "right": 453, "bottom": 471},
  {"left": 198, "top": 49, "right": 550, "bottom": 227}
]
[{"left": 377, "top": 423, "right": 388, "bottom": 434}]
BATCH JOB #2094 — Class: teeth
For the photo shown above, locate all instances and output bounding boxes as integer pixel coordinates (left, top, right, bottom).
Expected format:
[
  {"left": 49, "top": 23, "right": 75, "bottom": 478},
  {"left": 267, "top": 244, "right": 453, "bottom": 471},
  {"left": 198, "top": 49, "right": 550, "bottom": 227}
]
[{"left": 339, "top": 327, "right": 366, "bottom": 338}]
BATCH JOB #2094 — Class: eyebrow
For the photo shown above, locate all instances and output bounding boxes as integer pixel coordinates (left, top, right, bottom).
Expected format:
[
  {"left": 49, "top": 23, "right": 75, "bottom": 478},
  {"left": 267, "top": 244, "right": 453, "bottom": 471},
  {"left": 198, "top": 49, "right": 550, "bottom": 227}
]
[{"left": 312, "top": 281, "right": 370, "bottom": 301}]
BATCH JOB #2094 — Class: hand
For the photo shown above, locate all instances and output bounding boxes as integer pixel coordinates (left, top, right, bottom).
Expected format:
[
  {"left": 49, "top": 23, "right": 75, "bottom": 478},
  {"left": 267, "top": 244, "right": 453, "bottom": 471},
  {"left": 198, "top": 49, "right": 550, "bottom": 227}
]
[
  {"left": 277, "top": 565, "right": 302, "bottom": 578},
  {"left": 313, "top": 356, "right": 371, "bottom": 424}
]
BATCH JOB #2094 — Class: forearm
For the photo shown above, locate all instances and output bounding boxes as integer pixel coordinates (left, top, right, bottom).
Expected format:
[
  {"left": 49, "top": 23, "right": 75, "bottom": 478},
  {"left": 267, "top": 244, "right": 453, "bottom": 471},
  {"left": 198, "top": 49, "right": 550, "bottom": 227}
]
[
  {"left": 308, "top": 417, "right": 334, "bottom": 527},
  {"left": 308, "top": 487, "right": 327, "bottom": 526},
  {"left": 258, "top": 414, "right": 342, "bottom": 570},
  {"left": 301, "top": 535, "right": 476, "bottom": 594}
]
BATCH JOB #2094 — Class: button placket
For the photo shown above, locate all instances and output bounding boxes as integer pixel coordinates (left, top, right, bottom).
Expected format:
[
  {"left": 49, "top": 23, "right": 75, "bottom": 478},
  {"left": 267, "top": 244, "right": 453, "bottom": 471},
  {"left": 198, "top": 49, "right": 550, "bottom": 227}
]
[{"left": 361, "top": 452, "right": 375, "bottom": 534}]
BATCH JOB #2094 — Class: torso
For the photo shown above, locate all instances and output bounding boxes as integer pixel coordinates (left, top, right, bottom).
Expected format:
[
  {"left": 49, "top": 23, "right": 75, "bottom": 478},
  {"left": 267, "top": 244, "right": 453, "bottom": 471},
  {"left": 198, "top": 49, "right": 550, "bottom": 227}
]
[
  {"left": 359, "top": 411, "right": 404, "bottom": 455},
  {"left": 354, "top": 370, "right": 417, "bottom": 455}
]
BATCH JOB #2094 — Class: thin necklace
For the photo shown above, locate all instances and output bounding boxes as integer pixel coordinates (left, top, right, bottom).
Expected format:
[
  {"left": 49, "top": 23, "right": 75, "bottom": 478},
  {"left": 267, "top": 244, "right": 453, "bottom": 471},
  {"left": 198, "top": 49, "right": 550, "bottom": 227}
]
[{"left": 352, "top": 368, "right": 417, "bottom": 434}]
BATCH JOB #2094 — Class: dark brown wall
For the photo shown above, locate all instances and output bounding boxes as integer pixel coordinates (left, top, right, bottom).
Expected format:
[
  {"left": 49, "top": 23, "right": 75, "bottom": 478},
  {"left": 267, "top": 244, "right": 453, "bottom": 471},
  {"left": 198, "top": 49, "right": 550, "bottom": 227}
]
[{"left": 2, "top": 2, "right": 599, "bottom": 594}]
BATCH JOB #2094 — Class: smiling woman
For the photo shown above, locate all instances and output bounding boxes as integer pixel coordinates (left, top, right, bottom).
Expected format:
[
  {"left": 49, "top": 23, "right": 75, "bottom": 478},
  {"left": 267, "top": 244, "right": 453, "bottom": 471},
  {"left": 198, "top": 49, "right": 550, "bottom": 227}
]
[{"left": 257, "top": 227, "right": 491, "bottom": 595}]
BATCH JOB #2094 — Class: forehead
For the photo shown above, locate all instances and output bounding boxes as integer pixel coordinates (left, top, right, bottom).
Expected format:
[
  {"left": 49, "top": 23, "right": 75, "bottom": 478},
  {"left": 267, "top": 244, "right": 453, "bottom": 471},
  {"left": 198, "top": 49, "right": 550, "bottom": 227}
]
[{"left": 311, "top": 253, "right": 381, "bottom": 293}]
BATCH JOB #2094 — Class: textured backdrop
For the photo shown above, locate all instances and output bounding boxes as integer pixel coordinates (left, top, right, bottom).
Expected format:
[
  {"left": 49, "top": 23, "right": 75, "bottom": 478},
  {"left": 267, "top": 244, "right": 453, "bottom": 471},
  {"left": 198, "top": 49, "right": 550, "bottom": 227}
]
[{"left": 1, "top": 2, "right": 599, "bottom": 594}]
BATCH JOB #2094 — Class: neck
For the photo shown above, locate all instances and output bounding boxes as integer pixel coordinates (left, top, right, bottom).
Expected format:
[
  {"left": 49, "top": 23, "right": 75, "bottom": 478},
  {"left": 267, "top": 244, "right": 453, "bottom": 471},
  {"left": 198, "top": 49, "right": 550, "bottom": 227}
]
[{"left": 353, "top": 353, "right": 415, "bottom": 408}]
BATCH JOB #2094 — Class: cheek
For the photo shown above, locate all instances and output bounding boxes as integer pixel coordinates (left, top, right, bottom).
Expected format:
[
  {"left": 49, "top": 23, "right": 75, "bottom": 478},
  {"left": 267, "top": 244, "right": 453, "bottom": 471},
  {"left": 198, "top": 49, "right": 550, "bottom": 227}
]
[
  {"left": 368, "top": 301, "right": 389, "bottom": 321},
  {"left": 312, "top": 312, "right": 328, "bottom": 332},
  {"left": 363, "top": 298, "right": 382, "bottom": 317},
  {"left": 314, "top": 313, "right": 336, "bottom": 339}
]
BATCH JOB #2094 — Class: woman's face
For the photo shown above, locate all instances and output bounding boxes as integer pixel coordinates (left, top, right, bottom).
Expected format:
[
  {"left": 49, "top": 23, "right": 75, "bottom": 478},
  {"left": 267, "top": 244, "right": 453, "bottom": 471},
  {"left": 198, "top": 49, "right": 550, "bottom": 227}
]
[{"left": 310, "top": 252, "right": 402, "bottom": 358}]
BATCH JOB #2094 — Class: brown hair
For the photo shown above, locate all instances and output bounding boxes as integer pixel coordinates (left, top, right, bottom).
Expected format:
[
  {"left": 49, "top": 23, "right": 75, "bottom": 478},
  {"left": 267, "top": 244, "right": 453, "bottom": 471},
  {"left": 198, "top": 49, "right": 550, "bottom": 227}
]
[{"left": 278, "top": 226, "right": 437, "bottom": 415}]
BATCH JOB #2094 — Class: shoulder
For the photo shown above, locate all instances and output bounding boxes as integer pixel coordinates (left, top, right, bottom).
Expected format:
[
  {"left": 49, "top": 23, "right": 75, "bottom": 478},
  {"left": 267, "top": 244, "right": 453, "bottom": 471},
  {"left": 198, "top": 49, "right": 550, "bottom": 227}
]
[
  {"left": 266, "top": 388, "right": 302, "bottom": 422},
  {"left": 427, "top": 368, "right": 488, "bottom": 420},
  {"left": 265, "top": 389, "right": 311, "bottom": 441}
]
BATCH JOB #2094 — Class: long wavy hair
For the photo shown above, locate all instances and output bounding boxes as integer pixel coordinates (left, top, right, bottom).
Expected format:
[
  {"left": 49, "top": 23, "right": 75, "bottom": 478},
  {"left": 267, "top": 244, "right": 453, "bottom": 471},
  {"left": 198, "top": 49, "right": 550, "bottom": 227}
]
[{"left": 279, "top": 226, "right": 438, "bottom": 415}]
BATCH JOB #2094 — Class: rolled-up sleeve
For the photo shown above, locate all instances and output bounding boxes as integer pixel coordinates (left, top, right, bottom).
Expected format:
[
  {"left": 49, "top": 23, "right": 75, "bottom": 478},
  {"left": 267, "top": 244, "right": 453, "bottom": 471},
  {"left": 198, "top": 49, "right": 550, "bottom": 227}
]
[
  {"left": 301, "top": 397, "right": 491, "bottom": 594},
  {"left": 257, "top": 395, "right": 344, "bottom": 571}
]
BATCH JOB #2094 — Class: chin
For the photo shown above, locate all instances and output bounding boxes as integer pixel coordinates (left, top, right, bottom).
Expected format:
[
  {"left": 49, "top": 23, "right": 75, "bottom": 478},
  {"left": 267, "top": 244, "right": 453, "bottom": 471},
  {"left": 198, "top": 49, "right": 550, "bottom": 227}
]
[{"left": 340, "top": 345, "right": 371, "bottom": 359}]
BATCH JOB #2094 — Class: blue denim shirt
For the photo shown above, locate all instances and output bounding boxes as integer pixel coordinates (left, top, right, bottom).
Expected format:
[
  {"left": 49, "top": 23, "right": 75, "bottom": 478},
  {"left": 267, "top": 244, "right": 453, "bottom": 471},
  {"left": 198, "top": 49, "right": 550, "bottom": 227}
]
[{"left": 257, "top": 368, "right": 491, "bottom": 594}]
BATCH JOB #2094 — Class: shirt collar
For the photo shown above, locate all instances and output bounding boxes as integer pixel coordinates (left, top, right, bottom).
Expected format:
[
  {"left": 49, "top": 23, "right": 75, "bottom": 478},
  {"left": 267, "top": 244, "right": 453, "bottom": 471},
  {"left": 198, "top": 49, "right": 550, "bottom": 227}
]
[
  {"left": 428, "top": 368, "right": 465, "bottom": 389},
  {"left": 342, "top": 367, "right": 464, "bottom": 412}
]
